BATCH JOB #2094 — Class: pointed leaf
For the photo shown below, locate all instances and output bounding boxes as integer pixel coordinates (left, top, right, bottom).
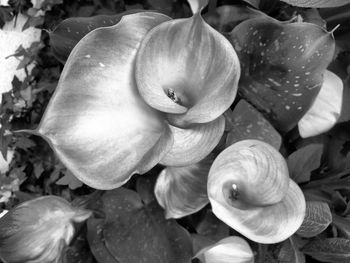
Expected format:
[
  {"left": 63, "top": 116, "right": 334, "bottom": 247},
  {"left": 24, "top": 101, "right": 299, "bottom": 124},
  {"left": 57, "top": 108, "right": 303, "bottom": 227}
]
[
  {"left": 229, "top": 17, "right": 335, "bottom": 131},
  {"left": 160, "top": 116, "right": 225, "bottom": 166},
  {"left": 287, "top": 144, "right": 323, "bottom": 183},
  {"left": 136, "top": 3, "right": 240, "bottom": 127},
  {"left": 298, "top": 70, "right": 343, "bottom": 138},
  {"left": 155, "top": 156, "right": 213, "bottom": 218},
  {"left": 49, "top": 10, "right": 141, "bottom": 62},
  {"left": 195, "top": 236, "right": 254, "bottom": 263},
  {"left": 297, "top": 201, "right": 332, "bottom": 238},
  {"left": 277, "top": 237, "right": 305, "bottom": 263},
  {"left": 37, "top": 13, "right": 173, "bottom": 190},
  {"left": 280, "top": 0, "right": 350, "bottom": 8},
  {"left": 332, "top": 214, "right": 350, "bottom": 239},
  {"left": 303, "top": 238, "right": 350, "bottom": 263},
  {"left": 226, "top": 99, "right": 282, "bottom": 150}
]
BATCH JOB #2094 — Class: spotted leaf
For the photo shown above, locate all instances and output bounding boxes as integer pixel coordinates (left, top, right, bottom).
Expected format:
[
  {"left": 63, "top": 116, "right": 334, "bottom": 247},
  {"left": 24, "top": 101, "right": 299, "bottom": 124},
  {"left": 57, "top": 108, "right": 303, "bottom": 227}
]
[{"left": 229, "top": 17, "right": 335, "bottom": 131}]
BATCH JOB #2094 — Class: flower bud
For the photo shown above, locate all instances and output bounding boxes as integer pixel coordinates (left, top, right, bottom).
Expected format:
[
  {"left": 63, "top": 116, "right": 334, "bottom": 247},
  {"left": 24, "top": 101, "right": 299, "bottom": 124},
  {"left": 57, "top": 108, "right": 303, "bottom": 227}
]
[{"left": 0, "top": 196, "right": 92, "bottom": 263}]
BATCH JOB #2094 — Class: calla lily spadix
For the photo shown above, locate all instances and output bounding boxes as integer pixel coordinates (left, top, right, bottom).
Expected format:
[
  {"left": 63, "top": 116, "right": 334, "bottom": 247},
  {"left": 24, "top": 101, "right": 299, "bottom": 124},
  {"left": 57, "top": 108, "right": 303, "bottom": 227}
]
[
  {"left": 298, "top": 70, "right": 343, "bottom": 138},
  {"left": 155, "top": 156, "right": 214, "bottom": 219},
  {"left": 135, "top": 0, "right": 240, "bottom": 128},
  {"left": 195, "top": 236, "right": 254, "bottom": 263},
  {"left": 37, "top": 13, "right": 173, "bottom": 190},
  {"left": 207, "top": 140, "right": 306, "bottom": 244},
  {"left": 0, "top": 196, "right": 92, "bottom": 263}
]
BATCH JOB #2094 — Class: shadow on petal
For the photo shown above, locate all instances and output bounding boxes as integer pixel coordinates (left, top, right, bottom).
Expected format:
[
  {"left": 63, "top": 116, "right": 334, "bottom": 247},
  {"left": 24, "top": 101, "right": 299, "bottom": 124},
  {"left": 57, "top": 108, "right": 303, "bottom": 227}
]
[{"left": 160, "top": 115, "right": 225, "bottom": 167}]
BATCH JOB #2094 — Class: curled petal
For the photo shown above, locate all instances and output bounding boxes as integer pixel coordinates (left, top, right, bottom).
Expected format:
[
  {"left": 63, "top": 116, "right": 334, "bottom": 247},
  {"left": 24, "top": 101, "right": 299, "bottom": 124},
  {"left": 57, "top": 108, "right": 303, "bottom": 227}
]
[
  {"left": 0, "top": 196, "right": 91, "bottom": 263},
  {"left": 195, "top": 236, "right": 254, "bottom": 263},
  {"left": 37, "top": 13, "right": 173, "bottom": 189},
  {"left": 208, "top": 140, "right": 306, "bottom": 243},
  {"left": 136, "top": 0, "right": 240, "bottom": 127},
  {"left": 298, "top": 70, "right": 343, "bottom": 138},
  {"left": 155, "top": 156, "right": 213, "bottom": 218},
  {"left": 160, "top": 116, "right": 225, "bottom": 166}
]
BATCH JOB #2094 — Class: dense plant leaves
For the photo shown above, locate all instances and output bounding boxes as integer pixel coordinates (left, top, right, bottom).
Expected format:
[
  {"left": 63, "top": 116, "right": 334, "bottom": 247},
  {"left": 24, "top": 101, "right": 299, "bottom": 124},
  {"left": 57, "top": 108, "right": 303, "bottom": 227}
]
[
  {"left": 297, "top": 201, "right": 332, "bottom": 238},
  {"left": 155, "top": 156, "right": 213, "bottom": 218},
  {"left": 135, "top": 0, "right": 240, "bottom": 128},
  {"left": 160, "top": 116, "right": 225, "bottom": 167},
  {"left": 280, "top": 0, "right": 350, "bottom": 8},
  {"left": 226, "top": 99, "right": 282, "bottom": 149},
  {"left": 37, "top": 13, "right": 174, "bottom": 189},
  {"left": 287, "top": 144, "right": 323, "bottom": 183},
  {"left": 194, "top": 236, "right": 254, "bottom": 263},
  {"left": 332, "top": 214, "right": 350, "bottom": 239},
  {"left": 87, "top": 188, "right": 193, "bottom": 263},
  {"left": 229, "top": 17, "right": 335, "bottom": 131},
  {"left": 298, "top": 70, "right": 343, "bottom": 138},
  {"left": 302, "top": 238, "right": 350, "bottom": 262},
  {"left": 49, "top": 10, "right": 141, "bottom": 62}
]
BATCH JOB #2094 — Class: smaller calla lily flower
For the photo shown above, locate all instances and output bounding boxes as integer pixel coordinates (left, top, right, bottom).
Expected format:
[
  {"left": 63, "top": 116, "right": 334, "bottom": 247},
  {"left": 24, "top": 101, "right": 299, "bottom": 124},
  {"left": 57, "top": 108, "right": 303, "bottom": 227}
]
[
  {"left": 37, "top": 13, "right": 173, "bottom": 189},
  {"left": 155, "top": 156, "right": 214, "bottom": 218},
  {"left": 160, "top": 116, "right": 225, "bottom": 167},
  {"left": 135, "top": 0, "right": 240, "bottom": 128},
  {"left": 208, "top": 140, "right": 306, "bottom": 244},
  {"left": 298, "top": 70, "right": 343, "bottom": 138},
  {"left": 195, "top": 236, "right": 254, "bottom": 263},
  {"left": 0, "top": 196, "right": 92, "bottom": 263}
]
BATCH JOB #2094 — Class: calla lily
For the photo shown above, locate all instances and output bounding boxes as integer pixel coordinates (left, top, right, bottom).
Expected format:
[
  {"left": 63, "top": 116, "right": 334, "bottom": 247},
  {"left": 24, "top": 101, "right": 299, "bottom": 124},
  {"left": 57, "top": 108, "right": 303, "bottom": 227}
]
[
  {"left": 229, "top": 16, "right": 335, "bottom": 131},
  {"left": 155, "top": 156, "right": 214, "bottom": 219},
  {"left": 0, "top": 196, "right": 92, "bottom": 263},
  {"left": 37, "top": 13, "right": 174, "bottom": 189},
  {"left": 195, "top": 236, "right": 254, "bottom": 263},
  {"left": 160, "top": 116, "right": 225, "bottom": 167},
  {"left": 298, "top": 70, "right": 343, "bottom": 138},
  {"left": 135, "top": 0, "right": 240, "bottom": 128},
  {"left": 208, "top": 140, "right": 306, "bottom": 244}
]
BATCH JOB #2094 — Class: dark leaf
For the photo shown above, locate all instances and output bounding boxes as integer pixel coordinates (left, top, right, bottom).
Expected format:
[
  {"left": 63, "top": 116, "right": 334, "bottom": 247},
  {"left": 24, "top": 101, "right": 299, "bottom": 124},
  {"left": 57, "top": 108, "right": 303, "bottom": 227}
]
[
  {"left": 333, "top": 214, "right": 350, "bottom": 239},
  {"left": 196, "top": 210, "right": 230, "bottom": 243},
  {"left": 277, "top": 237, "right": 305, "bottom": 263},
  {"left": 91, "top": 188, "right": 193, "bottom": 263},
  {"left": 297, "top": 201, "right": 332, "bottom": 238},
  {"left": 56, "top": 170, "right": 83, "bottom": 190},
  {"left": 229, "top": 17, "right": 335, "bottom": 131},
  {"left": 303, "top": 238, "right": 350, "bottom": 263},
  {"left": 287, "top": 144, "right": 323, "bottom": 183},
  {"left": 226, "top": 99, "right": 282, "bottom": 150}
]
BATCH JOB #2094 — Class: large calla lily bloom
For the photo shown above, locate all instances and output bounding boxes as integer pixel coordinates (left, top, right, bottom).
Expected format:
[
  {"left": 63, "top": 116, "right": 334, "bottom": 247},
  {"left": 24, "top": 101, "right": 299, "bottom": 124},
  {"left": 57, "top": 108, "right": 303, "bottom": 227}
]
[
  {"left": 37, "top": 13, "right": 174, "bottom": 190},
  {"left": 135, "top": 0, "right": 240, "bottom": 128}
]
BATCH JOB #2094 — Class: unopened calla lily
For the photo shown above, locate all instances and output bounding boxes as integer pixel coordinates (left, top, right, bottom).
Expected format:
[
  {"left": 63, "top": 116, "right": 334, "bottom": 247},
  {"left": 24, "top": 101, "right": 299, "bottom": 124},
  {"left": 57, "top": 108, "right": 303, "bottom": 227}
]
[{"left": 0, "top": 196, "right": 91, "bottom": 263}]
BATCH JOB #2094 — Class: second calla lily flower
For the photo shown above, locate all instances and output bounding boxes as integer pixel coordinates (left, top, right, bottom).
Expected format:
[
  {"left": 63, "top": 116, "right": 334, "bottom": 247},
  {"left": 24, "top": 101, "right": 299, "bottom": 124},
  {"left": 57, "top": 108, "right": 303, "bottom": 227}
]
[{"left": 135, "top": 0, "right": 240, "bottom": 128}]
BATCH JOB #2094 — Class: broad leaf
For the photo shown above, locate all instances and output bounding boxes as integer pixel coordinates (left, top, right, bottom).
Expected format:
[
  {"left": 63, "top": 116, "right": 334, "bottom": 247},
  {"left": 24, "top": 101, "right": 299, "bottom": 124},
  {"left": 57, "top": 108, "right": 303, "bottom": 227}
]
[
  {"left": 226, "top": 99, "right": 282, "bottom": 150},
  {"left": 303, "top": 238, "right": 350, "bottom": 263},
  {"left": 87, "top": 188, "right": 193, "bottom": 263},
  {"left": 229, "top": 17, "right": 335, "bottom": 131},
  {"left": 37, "top": 13, "right": 173, "bottom": 190},
  {"left": 196, "top": 211, "right": 230, "bottom": 243},
  {"left": 49, "top": 10, "right": 141, "bottom": 62},
  {"left": 297, "top": 201, "right": 332, "bottom": 238},
  {"left": 287, "top": 144, "right": 323, "bottom": 183},
  {"left": 280, "top": 0, "right": 350, "bottom": 8}
]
